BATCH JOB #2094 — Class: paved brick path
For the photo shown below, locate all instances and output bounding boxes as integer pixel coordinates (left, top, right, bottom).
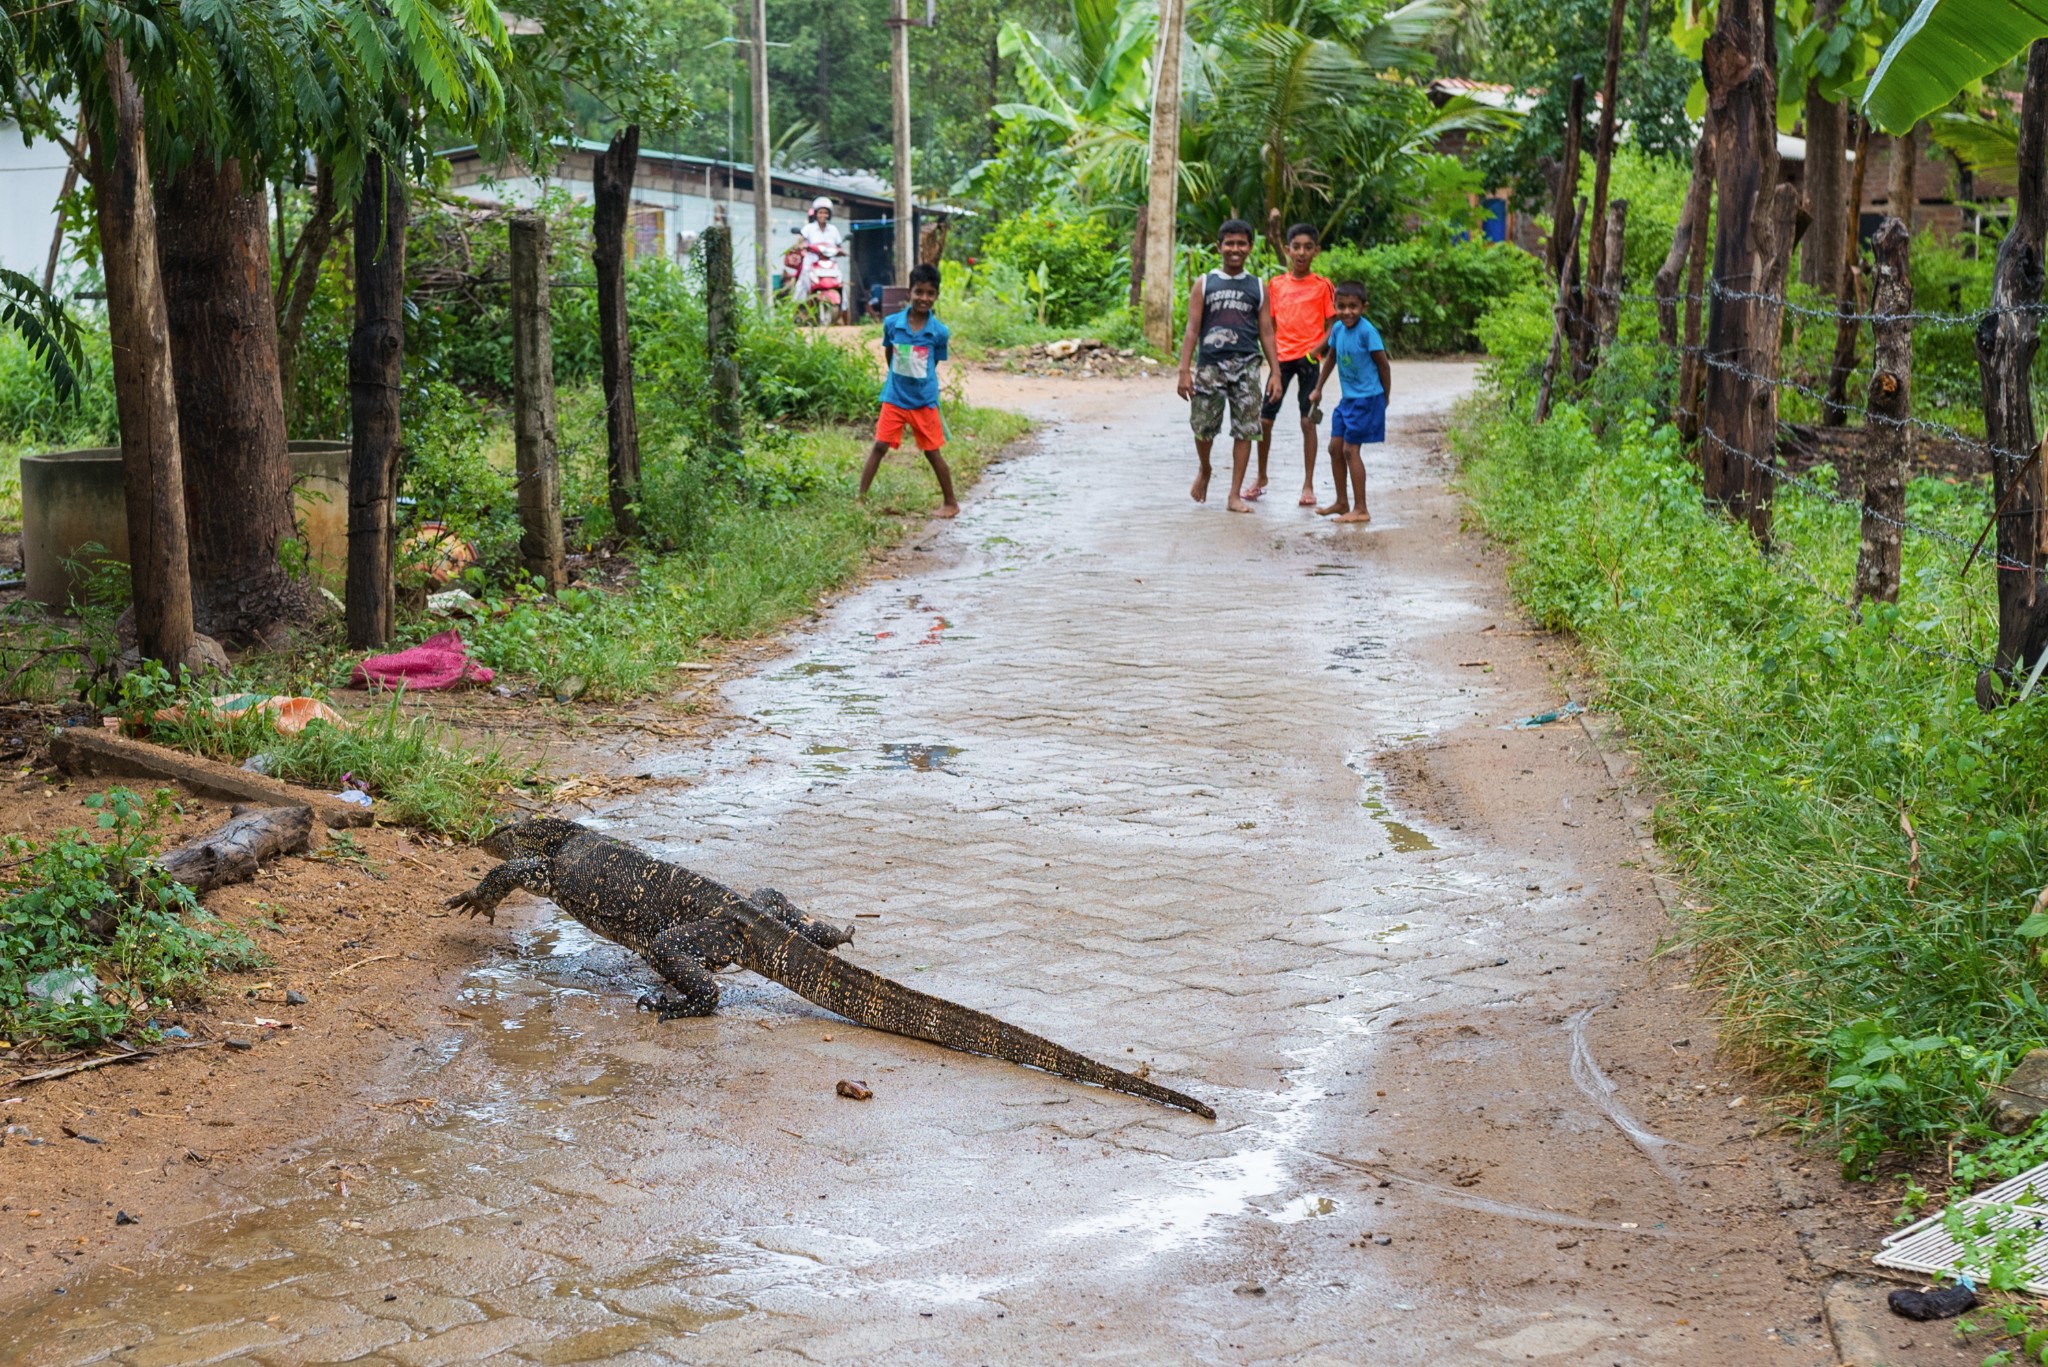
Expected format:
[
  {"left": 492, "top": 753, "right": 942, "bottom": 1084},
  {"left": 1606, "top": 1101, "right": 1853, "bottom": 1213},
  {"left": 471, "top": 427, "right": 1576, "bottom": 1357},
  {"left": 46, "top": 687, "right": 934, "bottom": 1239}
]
[{"left": 2, "top": 366, "right": 1829, "bottom": 1365}]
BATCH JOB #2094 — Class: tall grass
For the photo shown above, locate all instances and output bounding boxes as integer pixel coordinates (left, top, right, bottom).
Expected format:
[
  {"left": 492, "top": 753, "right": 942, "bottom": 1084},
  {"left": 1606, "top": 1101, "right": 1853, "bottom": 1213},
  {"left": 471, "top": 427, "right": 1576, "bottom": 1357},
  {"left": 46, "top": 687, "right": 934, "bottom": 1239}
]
[{"left": 1455, "top": 388, "right": 2048, "bottom": 1175}]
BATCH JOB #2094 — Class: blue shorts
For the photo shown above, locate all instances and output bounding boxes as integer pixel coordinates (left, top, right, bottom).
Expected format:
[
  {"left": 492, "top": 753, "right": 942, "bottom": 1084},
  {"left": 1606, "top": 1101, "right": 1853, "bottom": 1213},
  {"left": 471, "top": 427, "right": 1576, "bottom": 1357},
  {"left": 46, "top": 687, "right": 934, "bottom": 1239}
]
[{"left": 1332, "top": 393, "right": 1386, "bottom": 445}]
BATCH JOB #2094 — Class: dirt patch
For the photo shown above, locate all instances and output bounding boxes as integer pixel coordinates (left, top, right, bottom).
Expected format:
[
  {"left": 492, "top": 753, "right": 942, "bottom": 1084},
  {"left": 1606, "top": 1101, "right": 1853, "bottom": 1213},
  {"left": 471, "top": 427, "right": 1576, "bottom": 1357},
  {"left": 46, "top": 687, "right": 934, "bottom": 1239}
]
[{"left": 972, "top": 339, "right": 1161, "bottom": 379}]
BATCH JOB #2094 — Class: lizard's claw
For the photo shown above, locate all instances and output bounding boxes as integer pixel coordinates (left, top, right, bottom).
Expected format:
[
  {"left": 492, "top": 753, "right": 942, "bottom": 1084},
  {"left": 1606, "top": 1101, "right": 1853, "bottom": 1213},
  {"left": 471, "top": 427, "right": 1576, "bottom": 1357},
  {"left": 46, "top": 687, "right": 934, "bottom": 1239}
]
[
  {"left": 637, "top": 989, "right": 712, "bottom": 1020},
  {"left": 443, "top": 888, "right": 497, "bottom": 923}
]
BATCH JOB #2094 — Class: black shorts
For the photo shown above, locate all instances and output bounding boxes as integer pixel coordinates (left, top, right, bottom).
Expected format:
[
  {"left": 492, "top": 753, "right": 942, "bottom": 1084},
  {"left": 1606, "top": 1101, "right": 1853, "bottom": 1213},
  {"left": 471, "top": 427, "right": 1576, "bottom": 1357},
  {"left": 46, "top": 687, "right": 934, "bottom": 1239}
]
[{"left": 1261, "top": 355, "right": 1321, "bottom": 422}]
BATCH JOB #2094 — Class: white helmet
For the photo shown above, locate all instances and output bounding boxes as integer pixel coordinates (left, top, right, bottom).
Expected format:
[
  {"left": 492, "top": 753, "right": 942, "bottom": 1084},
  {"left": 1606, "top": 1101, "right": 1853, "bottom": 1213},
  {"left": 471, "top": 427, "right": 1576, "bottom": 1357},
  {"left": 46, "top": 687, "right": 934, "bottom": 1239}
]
[{"left": 811, "top": 196, "right": 833, "bottom": 214}]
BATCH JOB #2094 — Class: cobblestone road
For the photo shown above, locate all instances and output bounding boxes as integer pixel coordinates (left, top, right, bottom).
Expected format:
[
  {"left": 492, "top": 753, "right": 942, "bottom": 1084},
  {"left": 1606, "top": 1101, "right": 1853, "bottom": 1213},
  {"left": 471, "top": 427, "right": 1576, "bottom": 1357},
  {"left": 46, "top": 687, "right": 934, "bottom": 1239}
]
[{"left": 2, "top": 366, "right": 1830, "bottom": 1365}]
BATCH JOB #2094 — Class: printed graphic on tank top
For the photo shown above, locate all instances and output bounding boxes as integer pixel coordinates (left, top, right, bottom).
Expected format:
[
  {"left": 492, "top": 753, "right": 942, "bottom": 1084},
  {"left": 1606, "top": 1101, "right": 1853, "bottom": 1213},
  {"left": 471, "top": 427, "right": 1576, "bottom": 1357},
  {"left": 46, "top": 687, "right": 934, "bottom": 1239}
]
[{"left": 1196, "top": 271, "right": 1264, "bottom": 364}]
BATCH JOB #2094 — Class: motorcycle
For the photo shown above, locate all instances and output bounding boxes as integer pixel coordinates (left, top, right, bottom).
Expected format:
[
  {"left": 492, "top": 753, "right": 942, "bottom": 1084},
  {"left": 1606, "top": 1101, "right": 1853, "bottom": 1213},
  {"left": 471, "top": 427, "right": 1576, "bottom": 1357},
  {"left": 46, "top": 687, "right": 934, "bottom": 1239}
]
[{"left": 789, "top": 237, "right": 845, "bottom": 325}]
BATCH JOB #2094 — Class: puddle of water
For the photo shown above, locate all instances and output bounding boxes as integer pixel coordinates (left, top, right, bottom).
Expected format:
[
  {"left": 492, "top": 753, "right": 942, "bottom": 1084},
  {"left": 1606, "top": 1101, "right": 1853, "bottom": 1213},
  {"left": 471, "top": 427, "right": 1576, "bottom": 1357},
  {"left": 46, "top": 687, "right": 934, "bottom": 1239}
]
[
  {"left": 781, "top": 661, "right": 851, "bottom": 677},
  {"left": 878, "top": 742, "right": 963, "bottom": 771}
]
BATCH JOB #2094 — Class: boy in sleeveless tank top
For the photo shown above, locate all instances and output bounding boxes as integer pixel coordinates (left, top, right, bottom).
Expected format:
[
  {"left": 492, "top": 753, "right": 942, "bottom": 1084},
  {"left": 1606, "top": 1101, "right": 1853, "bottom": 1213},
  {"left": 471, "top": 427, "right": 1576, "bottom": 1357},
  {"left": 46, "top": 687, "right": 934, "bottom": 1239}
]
[{"left": 1176, "top": 219, "right": 1281, "bottom": 513}]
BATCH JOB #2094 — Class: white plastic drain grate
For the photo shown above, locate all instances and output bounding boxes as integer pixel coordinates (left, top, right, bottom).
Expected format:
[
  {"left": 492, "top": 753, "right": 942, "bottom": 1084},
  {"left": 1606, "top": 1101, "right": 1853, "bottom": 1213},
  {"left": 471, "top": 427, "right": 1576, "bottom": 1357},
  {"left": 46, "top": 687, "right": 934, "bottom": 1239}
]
[{"left": 1876, "top": 1162, "right": 2048, "bottom": 1293}]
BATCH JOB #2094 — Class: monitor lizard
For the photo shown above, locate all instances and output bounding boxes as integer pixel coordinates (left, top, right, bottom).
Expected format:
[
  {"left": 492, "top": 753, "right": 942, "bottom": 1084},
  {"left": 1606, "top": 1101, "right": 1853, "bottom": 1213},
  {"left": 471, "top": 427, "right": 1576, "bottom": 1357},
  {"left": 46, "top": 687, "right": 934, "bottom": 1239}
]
[{"left": 446, "top": 817, "right": 1215, "bottom": 1118}]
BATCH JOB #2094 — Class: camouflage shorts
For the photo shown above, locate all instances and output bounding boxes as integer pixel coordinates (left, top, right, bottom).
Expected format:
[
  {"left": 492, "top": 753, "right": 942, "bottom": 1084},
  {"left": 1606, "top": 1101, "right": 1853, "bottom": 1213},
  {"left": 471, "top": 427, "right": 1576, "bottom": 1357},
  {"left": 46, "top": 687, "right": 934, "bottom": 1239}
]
[{"left": 1190, "top": 357, "right": 1265, "bottom": 442}]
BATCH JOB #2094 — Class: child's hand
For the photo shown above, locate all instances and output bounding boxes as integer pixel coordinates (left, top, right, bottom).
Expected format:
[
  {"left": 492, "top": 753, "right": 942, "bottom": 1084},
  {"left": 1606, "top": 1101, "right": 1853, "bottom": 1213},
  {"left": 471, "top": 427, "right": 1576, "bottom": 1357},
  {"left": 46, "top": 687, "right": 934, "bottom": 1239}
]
[
  {"left": 1265, "top": 373, "right": 1282, "bottom": 402},
  {"left": 1176, "top": 368, "right": 1193, "bottom": 402},
  {"left": 1308, "top": 386, "right": 1323, "bottom": 406}
]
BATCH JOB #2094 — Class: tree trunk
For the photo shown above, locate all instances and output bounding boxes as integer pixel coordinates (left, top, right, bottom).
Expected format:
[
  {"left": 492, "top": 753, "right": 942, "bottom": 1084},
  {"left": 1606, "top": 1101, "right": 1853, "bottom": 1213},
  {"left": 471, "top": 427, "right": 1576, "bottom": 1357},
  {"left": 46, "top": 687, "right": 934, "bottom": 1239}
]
[
  {"left": 1676, "top": 208, "right": 1710, "bottom": 444},
  {"left": 1128, "top": 210, "right": 1147, "bottom": 311},
  {"left": 510, "top": 213, "right": 565, "bottom": 594},
  {"left": 1977, "top": 42, "right": 2048, "bottom": 703},
  {"left": 155, "top": 155, "right": 312, "bottom": 647},
  {"left": 87, "top": 40, "right": 195, "bottom": 667},
  {"left": 1887, "top": 125, "right": 1917, "bottom": 233},
  {"left": 346, "top": 153, "right": 406, "bottom": 650},
  {"left": 1824, "top": 118, "right": 1873, "bottom": 426},
  {"left": 593, "top": 125, "right": 643, "bottom": 538},
  {"left": 276, "top": 165, "right": 340, "bottom": 430},
  {"left": 1654, "top": 128, "right": 1713, "bottom": 348},
  {"left": 1582, "top": 0, "right": 1628, "bottom": 374},
  {"left": 1596, "top": 199, "right": 1629, "bottom": 350},
  {"left": 704, "top": 223, "right": 743, "bottom": 456},
  {"left": 1854, "top": 218, "right": 1912, "bottom": 606},
  {"left": 1548, "top": 75, "right": 1587, "bottom": 284},
  {"left": 1799, "top": 0, "right": 1847, "bottom": 290},
  {"left": 1701, "top": 0, "right": 1796, "bottom": 540},
  {"left": 1140, "top": 0, "right": 1187, "bottom": 351}
]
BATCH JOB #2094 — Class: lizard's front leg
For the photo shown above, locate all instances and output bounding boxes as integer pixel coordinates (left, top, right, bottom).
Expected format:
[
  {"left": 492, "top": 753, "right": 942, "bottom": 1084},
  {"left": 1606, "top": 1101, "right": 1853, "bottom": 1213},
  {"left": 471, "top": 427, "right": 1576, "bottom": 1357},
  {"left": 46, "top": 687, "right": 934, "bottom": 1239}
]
[
  {"left": 443, "top": 857, "right": 553, "bottom": 924},
  {"left": 637, "top": 918, "right": 751, "bottom": 1020}
]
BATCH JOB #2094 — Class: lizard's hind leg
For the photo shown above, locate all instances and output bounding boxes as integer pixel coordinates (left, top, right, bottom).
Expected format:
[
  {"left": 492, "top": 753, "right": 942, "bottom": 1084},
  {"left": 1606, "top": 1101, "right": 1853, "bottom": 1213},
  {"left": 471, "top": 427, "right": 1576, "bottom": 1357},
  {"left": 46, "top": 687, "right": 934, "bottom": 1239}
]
[
  {"left": 750, "top": 887, "right": 854, "bottom": 950},
  {"left": 637, "top": 918, "right": 750, "bottom": 1020}
]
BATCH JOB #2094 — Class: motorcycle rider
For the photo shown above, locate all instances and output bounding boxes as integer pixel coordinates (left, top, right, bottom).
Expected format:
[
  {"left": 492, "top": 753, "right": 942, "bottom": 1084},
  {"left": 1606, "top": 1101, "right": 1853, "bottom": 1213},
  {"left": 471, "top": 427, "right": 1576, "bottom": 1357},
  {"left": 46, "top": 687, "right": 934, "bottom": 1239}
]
[{"left": 793, "top": 197, "right": 846, "bottom": 307}]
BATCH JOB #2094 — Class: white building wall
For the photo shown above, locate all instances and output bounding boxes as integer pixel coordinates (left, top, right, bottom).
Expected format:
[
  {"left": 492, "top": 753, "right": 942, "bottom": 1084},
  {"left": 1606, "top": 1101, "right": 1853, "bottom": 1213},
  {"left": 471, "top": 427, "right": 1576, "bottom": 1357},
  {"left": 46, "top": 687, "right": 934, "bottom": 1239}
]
[
  {"left": 0, "top": 122, "right": 73, "bottom": 282},
  {"left": 446, "top": 173, "right": 814, "bottom": 294}
]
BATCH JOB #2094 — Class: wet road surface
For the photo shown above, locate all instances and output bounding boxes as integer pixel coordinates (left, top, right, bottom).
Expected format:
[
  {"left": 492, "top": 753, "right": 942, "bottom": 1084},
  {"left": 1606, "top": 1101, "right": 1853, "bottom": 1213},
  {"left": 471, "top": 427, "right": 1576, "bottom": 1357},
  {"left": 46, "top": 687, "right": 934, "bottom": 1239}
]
[{"left": 2, "top": 365, "right": 1832, "bottom": 1364}]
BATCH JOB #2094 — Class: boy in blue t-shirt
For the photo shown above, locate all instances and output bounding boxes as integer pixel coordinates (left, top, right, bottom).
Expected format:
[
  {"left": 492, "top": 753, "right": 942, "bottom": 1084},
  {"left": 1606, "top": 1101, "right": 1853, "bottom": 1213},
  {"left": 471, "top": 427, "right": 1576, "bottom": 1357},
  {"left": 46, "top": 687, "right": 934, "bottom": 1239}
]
[
  {"left": 1306, "top": 280, "right": 1391, "bottom": 524},
  {"left": 857, "top": 263, "right": 960, "bottom": 517}
]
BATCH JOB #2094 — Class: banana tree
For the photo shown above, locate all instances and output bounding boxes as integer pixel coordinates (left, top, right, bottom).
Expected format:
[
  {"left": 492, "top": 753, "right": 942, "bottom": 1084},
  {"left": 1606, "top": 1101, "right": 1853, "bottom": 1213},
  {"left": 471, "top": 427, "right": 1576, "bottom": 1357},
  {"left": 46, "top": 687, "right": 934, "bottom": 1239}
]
[{"left": 1863, "top": 0, "right": 2048, "bottom": 133}]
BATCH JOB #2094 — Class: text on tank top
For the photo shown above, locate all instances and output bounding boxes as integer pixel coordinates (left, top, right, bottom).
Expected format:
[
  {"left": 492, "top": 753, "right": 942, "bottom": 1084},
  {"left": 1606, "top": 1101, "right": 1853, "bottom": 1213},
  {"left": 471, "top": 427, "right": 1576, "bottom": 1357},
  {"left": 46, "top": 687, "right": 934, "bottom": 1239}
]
[{"left": 1197, "top": 270, "right": 1263, "bottom": 363}]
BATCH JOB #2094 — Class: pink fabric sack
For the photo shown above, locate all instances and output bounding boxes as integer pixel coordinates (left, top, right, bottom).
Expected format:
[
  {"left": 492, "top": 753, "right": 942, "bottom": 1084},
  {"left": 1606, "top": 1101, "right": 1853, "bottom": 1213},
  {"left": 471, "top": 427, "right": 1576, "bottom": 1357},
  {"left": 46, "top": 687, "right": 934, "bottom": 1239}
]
[{"left": 350, "top": 629, "right": 495, "bottom": 691}]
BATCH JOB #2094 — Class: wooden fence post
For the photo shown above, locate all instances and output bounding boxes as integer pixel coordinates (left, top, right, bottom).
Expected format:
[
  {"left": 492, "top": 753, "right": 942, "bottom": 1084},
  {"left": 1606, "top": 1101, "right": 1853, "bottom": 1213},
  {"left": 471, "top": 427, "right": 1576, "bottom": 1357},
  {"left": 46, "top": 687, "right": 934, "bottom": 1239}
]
[
  {"left": 1700, "top": 0, "right": 1797, "bottom": 540},
  {"left": 1548, "top": 76, "right": 1587, "bottom": 284},
  {"left": 509, "top": 213, "right": 565, "bottom": 594},
  {"left": 1978, "top": 41, "right": 2048, "bottom": 704},
  {"left": 1654, "top": 130, "right": 1713, "bottom": 350},
  {"left": 1537, "top": 198, "right": 1585, "bottom": 424},
  {"left": 704, "top": 223, "right": 743, "bottom": 454},
  {"left": 1581, "top": 0, "right": 1628, "bottom": 376},
  {"left": 1595, "top": 198, "right": 1628, "bottom": 351},
  {"left": 345, "top": 151, "right": 405, "bottom": 650},
  {"left": 593, "top": 126, "right": 643, "bottom": 538},
  {"left": 1854, "top": 218, "right": 1911, "bottom": 606},
  {"left": 1824, "top": 118, "right": 1873, "bottom": 426}
]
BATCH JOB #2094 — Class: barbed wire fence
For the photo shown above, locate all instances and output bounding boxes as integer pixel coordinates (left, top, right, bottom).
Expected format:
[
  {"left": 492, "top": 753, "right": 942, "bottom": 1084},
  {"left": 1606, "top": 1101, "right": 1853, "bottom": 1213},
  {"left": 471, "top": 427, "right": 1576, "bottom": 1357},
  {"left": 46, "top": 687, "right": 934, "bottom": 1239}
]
[{"left": 1522, "top": 210, "right": 2048, "bottom": 688}]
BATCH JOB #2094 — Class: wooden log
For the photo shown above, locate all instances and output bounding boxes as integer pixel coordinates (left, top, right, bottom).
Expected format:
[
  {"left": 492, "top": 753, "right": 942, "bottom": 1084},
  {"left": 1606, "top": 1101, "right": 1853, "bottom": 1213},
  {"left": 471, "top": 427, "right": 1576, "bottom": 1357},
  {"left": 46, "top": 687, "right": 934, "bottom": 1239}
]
[
  {"left": 155, "top": 804, "right": 314, "bottom": 893},
  {"left": 593, "top": 126, "right": 643, "bottom": 538},
  {"left": 1824, "top": 120, "right": 1873, "bottom": 427},
  {"left": 48, "top": 729, "right": 371, "bottom": 828},
  {"left": 1854, "top": 218, "right": 1912, "bottom": 606},
  {"left": 1537, "top": 198, "right": 1586, "bottom": 424},
  {"left": 1654, "top": 130, "right": 1713, "bottom": 349},
  {"left": 1978, "top": 42, "right": 2048, "bottom": 703},
  {"left": 509, "top": 214, "right": 566, "bottom": 593}
]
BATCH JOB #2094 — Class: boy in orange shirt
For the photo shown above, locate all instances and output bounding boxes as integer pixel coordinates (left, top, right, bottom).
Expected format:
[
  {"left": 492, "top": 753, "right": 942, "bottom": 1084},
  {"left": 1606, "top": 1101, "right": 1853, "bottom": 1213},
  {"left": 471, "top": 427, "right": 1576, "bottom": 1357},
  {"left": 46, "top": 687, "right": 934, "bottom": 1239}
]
[{"left": 1247, "top": 223, "right": 1336, "bottom": 507}]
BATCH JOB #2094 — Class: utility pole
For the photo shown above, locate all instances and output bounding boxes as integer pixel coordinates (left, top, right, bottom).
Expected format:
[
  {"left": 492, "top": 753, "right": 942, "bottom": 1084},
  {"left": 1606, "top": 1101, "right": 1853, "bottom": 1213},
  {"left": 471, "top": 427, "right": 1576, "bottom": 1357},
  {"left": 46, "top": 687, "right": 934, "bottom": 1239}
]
[
  {"left": 890, "top": 0, "right": 913, "bottom": 286},
  {"left": 1141, "top": 0, "right": 1185, "bottom": 351},
  {"left": 750, "top": 0, "right": 773, "bottom": 310}
]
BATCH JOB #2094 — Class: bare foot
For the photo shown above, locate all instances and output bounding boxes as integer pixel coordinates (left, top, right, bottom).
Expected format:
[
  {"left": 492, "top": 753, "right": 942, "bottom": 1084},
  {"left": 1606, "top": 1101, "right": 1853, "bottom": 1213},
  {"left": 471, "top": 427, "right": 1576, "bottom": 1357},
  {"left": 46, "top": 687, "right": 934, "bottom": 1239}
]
[
  {"left": 1315, "top": 501, "right": 1348, "bottom": 517},
  {"left": 1333, "top": 508, "right": 1372, "bottom": 524},
  {"left": 1191, "top": 470, "right": 1211, "bottom": 503},
  {"left": 936, "top": 503, "right": 961, "bottom": 519},
  {"left": 1227, "top": 495, "right": 1254, "bottom": 513},
  {"left": 1297, "top": 488, "right": 1317, "bottom": 507}
]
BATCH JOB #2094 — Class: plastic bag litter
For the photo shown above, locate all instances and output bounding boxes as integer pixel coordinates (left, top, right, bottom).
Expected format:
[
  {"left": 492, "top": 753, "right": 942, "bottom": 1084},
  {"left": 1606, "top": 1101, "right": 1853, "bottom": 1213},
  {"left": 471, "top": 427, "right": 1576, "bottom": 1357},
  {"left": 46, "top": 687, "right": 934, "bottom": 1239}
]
[
  {"left": 1503, "top": 700, "right": 1586, "bottom": 730},
  {"left": 157, "top": 694, "right": 344, "bottom": 735},
  {"left": 426, "top": 588, "right": 483, "bottom": 619},
  {"left": 25, "top": 967, "right": 99, "bottom": 1005},
  {"left": 331, "top": 790, "right": 374, "bottom": 809}
]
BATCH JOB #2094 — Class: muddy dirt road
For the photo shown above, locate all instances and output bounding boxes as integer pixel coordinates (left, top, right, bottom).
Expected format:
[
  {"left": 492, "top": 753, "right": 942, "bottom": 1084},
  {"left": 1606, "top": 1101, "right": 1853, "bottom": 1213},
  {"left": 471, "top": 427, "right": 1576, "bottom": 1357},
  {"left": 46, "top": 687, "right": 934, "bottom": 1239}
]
[{"left": 3, "top": 366, "right": 1890, "bottom": 1364}]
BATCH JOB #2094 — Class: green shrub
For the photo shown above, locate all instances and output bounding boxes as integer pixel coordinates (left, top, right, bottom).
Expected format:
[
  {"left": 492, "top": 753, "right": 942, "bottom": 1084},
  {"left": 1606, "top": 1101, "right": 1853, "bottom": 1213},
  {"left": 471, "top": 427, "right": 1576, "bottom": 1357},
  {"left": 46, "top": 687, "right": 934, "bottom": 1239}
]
[
  {"left": 0, "top": 787, "right": 264, "bottom": 1048},
  {"left": 1317, "top": 237, "right": 1544, "bottom": 355},
  {"left": 977, "top": 212, "right": 1128, "bottom": 329}
]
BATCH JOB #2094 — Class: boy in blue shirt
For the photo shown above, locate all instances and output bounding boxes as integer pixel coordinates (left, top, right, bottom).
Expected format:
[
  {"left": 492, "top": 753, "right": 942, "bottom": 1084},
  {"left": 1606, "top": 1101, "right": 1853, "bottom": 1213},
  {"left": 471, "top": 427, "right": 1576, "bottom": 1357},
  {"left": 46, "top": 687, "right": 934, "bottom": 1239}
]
[
  {"left": 857, "top": 263, "right": 960, "bottom": 517},
  {"left": 1306, "top": 280, "right": 1390, "bottom": 524}
]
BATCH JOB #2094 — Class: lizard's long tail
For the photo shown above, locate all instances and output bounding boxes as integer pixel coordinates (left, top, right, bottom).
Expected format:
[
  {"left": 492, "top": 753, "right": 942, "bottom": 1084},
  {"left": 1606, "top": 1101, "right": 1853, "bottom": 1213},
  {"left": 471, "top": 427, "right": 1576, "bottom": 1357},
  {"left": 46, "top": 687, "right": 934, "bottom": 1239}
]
[{"left": 734, "top": 905, "right": 1216, "bottom": 1119}]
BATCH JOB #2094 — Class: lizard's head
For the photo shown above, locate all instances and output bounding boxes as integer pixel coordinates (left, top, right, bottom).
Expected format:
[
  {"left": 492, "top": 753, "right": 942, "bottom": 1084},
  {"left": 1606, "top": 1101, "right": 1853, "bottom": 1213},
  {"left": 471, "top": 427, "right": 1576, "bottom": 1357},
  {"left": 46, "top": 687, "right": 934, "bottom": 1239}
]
[{"left": 479, "top": 816, "right": 587, "bottom": 860}]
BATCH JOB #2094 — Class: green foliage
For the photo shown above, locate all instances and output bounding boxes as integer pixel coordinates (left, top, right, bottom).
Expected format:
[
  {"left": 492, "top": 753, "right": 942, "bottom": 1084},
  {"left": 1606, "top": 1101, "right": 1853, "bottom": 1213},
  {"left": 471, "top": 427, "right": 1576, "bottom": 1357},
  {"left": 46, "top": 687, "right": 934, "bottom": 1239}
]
[
  {"left": 978, "top": 212, "right": 1129, "bottom": 328},
  {"left": 1454, "top": 380, "right": 2048, "bottom": 1173},
  {"left": 0, "top": 326, "right": 115, "bottom": 449},
  {"left": 151, "top": 697, "right": 525, "bottom": 840},
  {"left": 0, "top": 787, "right": 264, "bottom": 1049},
  {"left": 1316, "top": 239, "right": 1543, "bottom": 355},
  {"left": 1863, "top": 0, "right": 2048, "bottom": 133}
]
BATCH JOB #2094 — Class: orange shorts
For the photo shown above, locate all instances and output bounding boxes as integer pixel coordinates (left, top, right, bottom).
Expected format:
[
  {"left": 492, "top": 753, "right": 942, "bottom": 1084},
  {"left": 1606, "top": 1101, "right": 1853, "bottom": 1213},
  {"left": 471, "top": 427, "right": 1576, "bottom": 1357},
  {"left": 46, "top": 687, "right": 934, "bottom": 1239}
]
[{"left": 875, "top": 402, "right": 945, "bottom": 451}]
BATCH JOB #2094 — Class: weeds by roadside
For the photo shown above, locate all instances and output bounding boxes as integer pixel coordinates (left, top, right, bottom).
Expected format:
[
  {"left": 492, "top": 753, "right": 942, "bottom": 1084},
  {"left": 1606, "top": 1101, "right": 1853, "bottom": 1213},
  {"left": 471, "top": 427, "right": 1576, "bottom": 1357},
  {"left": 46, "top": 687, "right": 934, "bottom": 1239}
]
[
  {"left": 1452, "top": 395, "right": 2046, "bottom": 1177},
  {"left": 0, "top": 786, "right": 265, "bottom": 1049}
]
